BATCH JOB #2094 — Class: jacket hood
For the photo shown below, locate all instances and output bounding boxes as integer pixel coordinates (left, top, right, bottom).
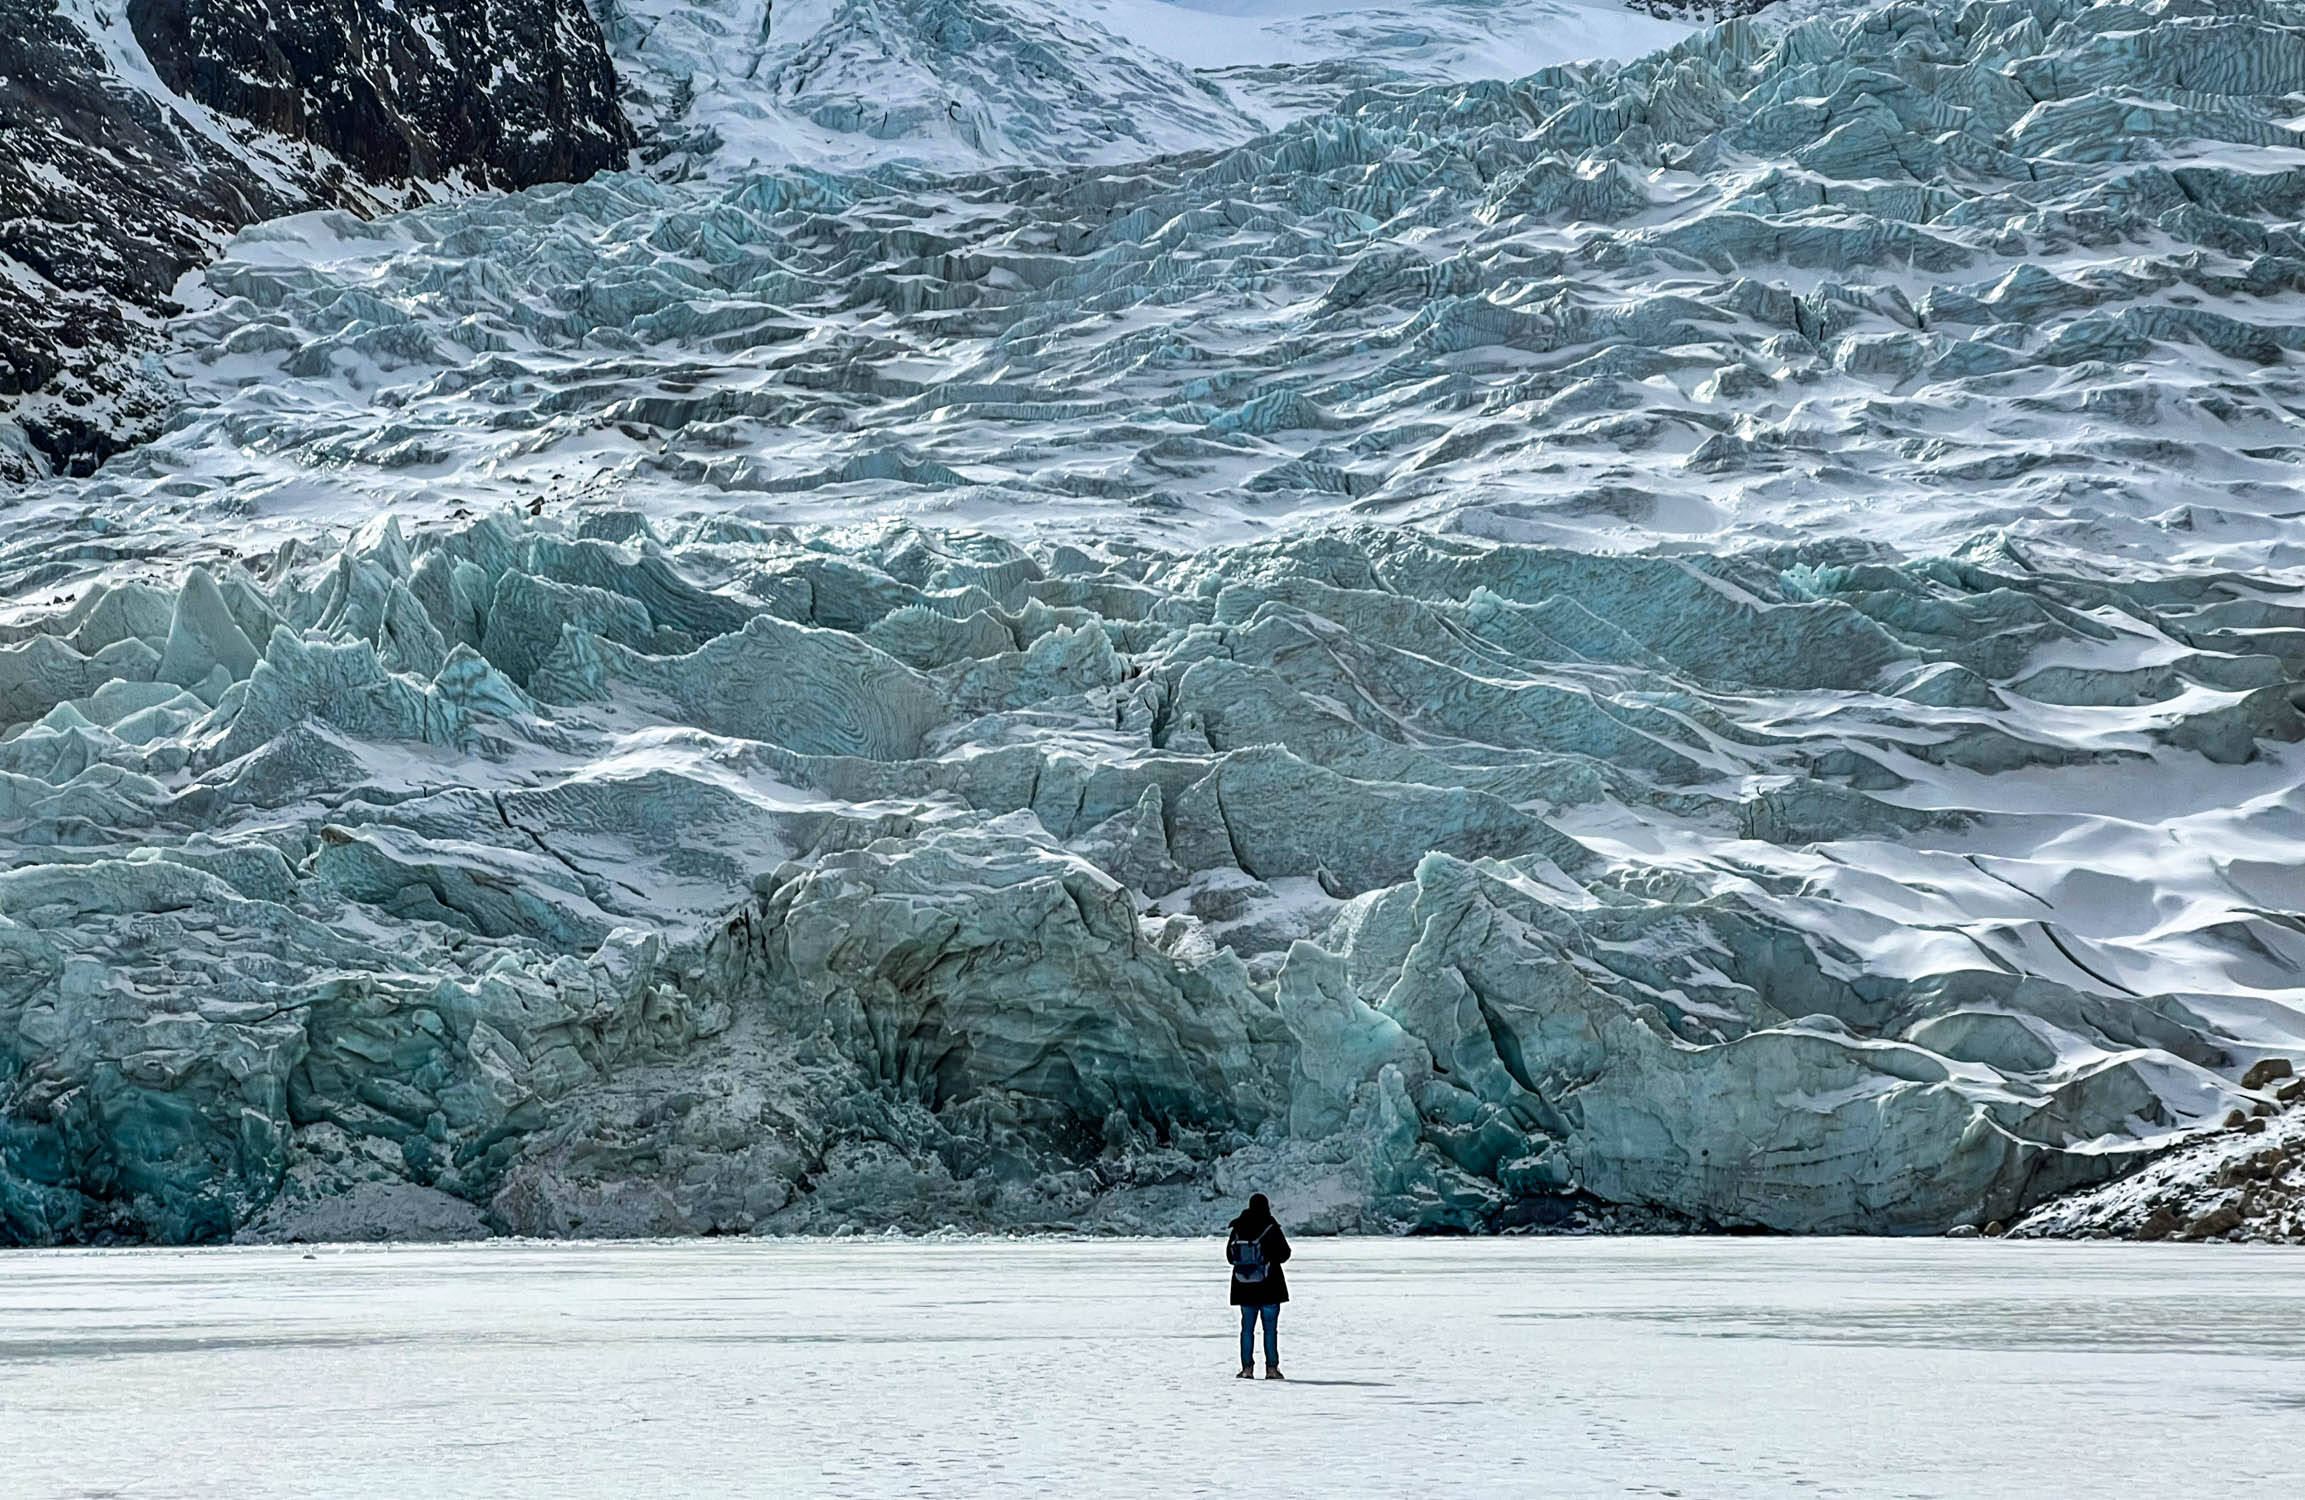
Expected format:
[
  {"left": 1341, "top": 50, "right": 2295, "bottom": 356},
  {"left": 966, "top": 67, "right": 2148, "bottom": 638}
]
[{"left": 1231, "top": 1195, "right": 1275, "bottom": 1235}]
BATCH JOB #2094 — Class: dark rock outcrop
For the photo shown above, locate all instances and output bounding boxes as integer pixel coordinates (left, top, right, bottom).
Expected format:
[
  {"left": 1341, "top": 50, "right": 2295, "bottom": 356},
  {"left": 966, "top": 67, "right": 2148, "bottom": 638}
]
[
  {"left": 0, "top": 0, "right": 303, "bottom": 480},
  {"left": 125, "top": 0, "right": 630, "bottom": 192},
  {"left": 0, "top": 0, "right": 631, "bottom": 482}
]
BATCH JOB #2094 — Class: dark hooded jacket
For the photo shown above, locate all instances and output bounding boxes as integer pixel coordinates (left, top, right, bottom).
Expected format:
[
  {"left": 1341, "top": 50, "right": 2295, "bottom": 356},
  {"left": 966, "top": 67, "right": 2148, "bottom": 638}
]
[{"left": 1225, "top": 1208, "right": 1291, "bottom": 1306}]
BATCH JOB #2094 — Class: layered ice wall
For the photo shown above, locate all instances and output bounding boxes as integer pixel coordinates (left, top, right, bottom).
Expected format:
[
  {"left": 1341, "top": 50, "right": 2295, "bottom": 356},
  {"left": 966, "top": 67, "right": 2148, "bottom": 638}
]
[
  {"left": 5, "top": 0, "right": 2305, "bottom": 1242},
  {"left": 0, "top": 510, "right": 2290, "bottom": 1241}
]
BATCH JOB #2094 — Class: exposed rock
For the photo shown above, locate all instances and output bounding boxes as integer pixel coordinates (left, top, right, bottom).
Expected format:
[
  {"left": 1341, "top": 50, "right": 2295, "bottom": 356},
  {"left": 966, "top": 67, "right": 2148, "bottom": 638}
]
[
  {"left": 2242, "top": 1057, "right": 2296, "bottom": 1090},
  {"left": 2131, "top": 1204, "right": 2182, "bottom": 1242},
  {"left": 2017, "top": 1085, "right": 2305, "bottom": 1244},
  {"left": 0, "top": 0, "right": 629, "bottom": 478},
  {"left": 127, "top": 0, "right": 627, "bottom": 190},
  {"left": 0, "top": 0, "right": 297, "bottom": 479}
]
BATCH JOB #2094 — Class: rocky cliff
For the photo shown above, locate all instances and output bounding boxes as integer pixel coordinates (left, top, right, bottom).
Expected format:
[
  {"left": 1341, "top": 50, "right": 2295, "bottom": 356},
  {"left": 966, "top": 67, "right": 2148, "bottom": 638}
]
[{"left": 0, "top": 0, "right": 629, "bottom": 483}]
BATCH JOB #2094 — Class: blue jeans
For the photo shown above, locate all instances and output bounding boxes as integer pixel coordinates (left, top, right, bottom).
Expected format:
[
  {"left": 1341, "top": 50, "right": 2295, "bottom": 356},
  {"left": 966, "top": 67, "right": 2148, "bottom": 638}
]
[{"left": 1239, "top": 1303, "right": 1279, "bottom": 1368}]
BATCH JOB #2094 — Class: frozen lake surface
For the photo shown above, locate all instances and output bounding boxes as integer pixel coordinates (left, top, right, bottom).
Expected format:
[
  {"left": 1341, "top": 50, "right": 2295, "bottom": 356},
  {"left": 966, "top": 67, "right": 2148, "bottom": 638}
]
[{"left": 3, "top": 1238, "right": 2300, "bottom": 1498}]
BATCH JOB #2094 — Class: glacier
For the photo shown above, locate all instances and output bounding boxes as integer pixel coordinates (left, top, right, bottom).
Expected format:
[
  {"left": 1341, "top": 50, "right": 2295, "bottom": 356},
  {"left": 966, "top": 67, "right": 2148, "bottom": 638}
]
[{"left": 5, "top": 0, "right": 2305, "bottom": 1244}]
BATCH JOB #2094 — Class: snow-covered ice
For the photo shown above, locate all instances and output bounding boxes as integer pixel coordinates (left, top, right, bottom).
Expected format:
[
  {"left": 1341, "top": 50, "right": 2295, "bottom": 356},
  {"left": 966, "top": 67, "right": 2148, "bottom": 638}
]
[
  {"left": 11, "top": 0, "right": 2305, "bottom": 1245},
  {"left": 0, "top": 1238, "right": 2299, "bottom": 1497},
  {"left": 594, "top": 0, "right": 1689, "bottom": 175}
]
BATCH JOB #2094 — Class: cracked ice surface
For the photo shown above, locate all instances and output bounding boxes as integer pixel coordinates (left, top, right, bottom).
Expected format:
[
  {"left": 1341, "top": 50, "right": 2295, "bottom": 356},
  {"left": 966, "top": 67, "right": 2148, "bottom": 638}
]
[
  {"left": 8, "top": 0, "right": 2305, "bottom": 1242},
  {"left": 90, "top": 0, "right": 2305, "bottom": 566},
  {"left": 0, "top": 1239, "right": 2300, "bottom": 1497}
]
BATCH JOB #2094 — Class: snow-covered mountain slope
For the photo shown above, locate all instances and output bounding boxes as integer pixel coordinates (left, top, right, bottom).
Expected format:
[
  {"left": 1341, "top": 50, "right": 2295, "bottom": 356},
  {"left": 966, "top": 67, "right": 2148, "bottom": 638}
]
[
  {"left": 599, "top": 0, "right": 1688, "bottom": 173},
  {"left": 0, "top": 0, "right": 629, "bottom": 482},
  {"left": 1088, "top": 0, "right": 1686, "bottom": 76},
  {"left": 1090, "top": 0, "right": 1693, "bottom": 126},
  {"left": 600, "top": 0, "right": 1264, "bottom": 174},
  {"left": 6, "top": 0, "right": 2305, "bottom": 1243}
]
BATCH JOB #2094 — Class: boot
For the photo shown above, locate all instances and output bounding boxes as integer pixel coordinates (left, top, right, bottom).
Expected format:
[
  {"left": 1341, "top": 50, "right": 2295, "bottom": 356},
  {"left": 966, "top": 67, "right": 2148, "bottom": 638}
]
[
  {"left": 1236, "top": 1366, "right": 1255, "bottom": 1379},
  {"left": 1265, "top": 1365, "right": 1285, "bottom": 1380}
]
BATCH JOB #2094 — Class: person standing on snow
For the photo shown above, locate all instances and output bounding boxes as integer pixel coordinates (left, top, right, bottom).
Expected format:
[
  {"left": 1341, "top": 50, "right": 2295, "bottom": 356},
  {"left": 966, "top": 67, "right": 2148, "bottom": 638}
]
[{"left": 1226, "top": 1192, "right": 1291, "bottom": 1380}]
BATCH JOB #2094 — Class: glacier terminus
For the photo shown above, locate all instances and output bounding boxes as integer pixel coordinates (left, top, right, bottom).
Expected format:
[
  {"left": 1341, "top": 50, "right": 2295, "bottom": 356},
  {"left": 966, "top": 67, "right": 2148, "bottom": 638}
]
[{"left": 3, "top": 0, "right": 2305, "bottom": 1248}]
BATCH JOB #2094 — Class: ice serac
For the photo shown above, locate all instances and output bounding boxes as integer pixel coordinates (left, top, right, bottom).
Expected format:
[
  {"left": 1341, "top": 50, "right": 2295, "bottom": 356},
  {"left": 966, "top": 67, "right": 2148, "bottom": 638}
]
[
  {"left": 104, "top": 0, "right": 2305, "bottom": 577},
  {"left": 0, "top": 507, "right": 2295, "bottom": 1243}
]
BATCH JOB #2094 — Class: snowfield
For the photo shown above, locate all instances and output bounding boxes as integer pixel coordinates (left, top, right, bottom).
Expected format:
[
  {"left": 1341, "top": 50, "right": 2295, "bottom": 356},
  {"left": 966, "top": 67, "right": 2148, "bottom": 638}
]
[
  {"left": 594, "top": 0, "right": 1692, "bottom": 173},
  {"left": 6, "top": 0, "right": 2305, "bottom": 1245},
  {"left": 0, "top": 1238, "right": 2299, "bottom": 1497}
]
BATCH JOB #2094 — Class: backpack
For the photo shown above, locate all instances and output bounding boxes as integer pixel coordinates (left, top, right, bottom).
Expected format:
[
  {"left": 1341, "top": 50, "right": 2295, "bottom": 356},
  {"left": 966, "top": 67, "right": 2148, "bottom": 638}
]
[{"left": 1230, "top": 1227, "right": 1269, "bottom": 1284}]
